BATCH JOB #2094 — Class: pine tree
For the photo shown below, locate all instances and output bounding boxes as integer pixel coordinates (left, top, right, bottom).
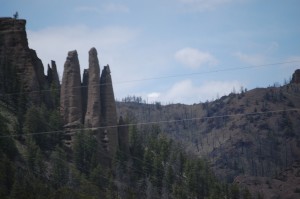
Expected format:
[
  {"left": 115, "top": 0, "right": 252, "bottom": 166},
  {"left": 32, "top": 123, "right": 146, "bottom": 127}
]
[{"left": 50, "top": 146, "right": 69, "bottom": 188}]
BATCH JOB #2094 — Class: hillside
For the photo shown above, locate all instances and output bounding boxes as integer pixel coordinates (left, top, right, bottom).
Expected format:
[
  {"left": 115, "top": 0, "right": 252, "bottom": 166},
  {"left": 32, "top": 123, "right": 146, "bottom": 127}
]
[
  {"left": 116, "top": 81, "right": 300, "bottom": 198},
  {"left": 0, "top": 17, "right": 247, "bottom": 199},
  {"left": 1, "top": 16, "right": 299, "bottom": 198}
]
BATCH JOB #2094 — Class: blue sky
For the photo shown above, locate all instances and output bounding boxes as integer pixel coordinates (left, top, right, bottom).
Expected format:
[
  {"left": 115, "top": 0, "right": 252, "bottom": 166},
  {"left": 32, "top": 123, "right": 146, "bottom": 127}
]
[{"left": 2, "top": 0, "right": 300, "bottom": 104}]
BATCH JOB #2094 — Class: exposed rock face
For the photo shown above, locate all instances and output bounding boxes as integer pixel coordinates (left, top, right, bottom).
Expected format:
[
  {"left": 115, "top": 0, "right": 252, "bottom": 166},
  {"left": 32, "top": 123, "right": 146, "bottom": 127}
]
[
  {"left": 291, "top": 69, "right": 300, "bottom": 84},
  {"left": 84, "top": 48, "right": 101, "bottom": 128},
  {"left": 46, "top": 60, "right": 60, "bottom": 108},
  {"left": 118, "top": 116, "right": 130, "bottom": 155},
  {"left": 0, "top": 18, "right": 47, "bottom": 105},
  {"left": 100, "top": 65, "right": 119, "bottom": 156},
  {"left": 60, "top": 50, "right": 83, "bottom": 127},
  {"left": 47, "top": 60, "right": 60, "bottom": 89}
]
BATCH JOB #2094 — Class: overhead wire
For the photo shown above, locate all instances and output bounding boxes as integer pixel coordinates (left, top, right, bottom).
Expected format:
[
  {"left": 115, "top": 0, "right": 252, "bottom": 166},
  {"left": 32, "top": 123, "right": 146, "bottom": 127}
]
[
  {"left": 0, "top": 60, "right": 299, "bottom": 97},
  {"left": 0, "top": 107, "right": 299, "bottom": 139}
]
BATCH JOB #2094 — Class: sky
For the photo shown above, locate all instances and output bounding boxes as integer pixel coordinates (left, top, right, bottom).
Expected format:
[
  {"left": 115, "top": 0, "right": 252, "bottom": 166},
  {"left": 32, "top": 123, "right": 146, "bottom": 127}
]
[{"left": 1, "top": 0, "right": 300, "bottom": 104}]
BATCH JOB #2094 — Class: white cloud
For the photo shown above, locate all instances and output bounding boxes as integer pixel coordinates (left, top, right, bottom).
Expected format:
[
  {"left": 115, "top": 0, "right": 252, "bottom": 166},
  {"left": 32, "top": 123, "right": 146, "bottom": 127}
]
[
  {"left": 175, "top": 48, "right": 218, "bottom": 69},
  {"left": 147, "top": 92, "right": 161, "bottom": 99},
  {"left": 233, "top": 52, "right": 266, "bottom": 65},
  {"left": 75, "top": 3, "right": 129, "bottom": 14},
  {"left": 147, "top": 79, "right": 244, "bottom": 104},
  {"left": 178, "top": 0, "right": 236, "bottom": 11},
  {"left": 103, "top": 3, "right": 129, "bottom": 13},
  {"left": 28, "top": 25, "right": 139, "bottom": 79}
]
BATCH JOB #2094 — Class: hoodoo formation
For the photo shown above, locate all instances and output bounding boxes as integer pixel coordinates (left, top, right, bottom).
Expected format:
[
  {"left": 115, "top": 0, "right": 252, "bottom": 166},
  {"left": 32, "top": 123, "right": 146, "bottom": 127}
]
[
  {"left": 0, "top": 17, "right": 128, "bottom": 162},
  {"left": 59, "top": 48, "right": 128, "bottom": 159},
  {"left": 100, "top": 65, "right": 119, "bottom": 156},
  {"left": 84, "top": 47, "right": 101, "bottom": 128},
  {"left": 60, "top": 50, "right": 83, "bottom": 127}
]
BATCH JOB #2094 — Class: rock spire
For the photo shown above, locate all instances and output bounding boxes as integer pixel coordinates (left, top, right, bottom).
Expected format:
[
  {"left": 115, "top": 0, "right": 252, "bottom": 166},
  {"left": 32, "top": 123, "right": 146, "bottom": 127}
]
[
  {"left": 60, "top": 50, "right": 83, "bottom": 127},
  {"left": 84, "top": 47, "right": 101, "bottom": 128},
  {"left": 100, "top": 65, "right": 119, "bottom": 156}
]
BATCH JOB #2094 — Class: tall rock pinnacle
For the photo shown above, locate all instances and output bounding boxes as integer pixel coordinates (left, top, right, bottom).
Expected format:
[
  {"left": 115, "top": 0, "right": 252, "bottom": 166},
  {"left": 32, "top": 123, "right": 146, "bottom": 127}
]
[
  {"left": 100, "top": 65, "right": 119, "bottom": 156},
  {"left": 60, "top": 50, "right": 83, "bottom": 127},
  {"left": 84, "top": 48, "right": 101, "bottom": 128}
]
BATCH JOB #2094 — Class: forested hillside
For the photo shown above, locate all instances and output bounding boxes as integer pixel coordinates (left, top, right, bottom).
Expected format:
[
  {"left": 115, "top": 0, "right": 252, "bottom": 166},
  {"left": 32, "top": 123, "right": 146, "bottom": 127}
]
[
  {"left": 0, "top": 104, "right": 249, "bottom": 198},
  {"left": 117, "top": 81, "right": 300, "bottom": 198},
  {"left": 1, "top": 16, "right": 299, "bottom": 199}
]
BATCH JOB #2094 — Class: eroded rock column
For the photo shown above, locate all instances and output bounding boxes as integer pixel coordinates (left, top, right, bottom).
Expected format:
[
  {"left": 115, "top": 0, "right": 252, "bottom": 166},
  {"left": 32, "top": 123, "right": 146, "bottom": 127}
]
[
  {"left": 100, "top": 65, "right": 119, "bottom": 157},
  {"left": 84, "top": 47, "right": 101, "bottom": 128},
  {"left": 60, "top": 50, "right": 82, "bottom": 127}
]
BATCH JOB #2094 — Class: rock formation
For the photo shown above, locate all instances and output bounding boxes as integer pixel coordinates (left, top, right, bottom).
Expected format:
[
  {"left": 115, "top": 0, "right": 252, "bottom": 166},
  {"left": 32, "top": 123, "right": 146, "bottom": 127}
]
[
  {"left": 47, "top": 60, "right": 60, "bottom": 89},
  {"left": 291, "top": 69, "right": 300, "bottom": 84},
  {"left": 84, "top": 48, "right": 101, "bottom": 128},
  {"left": 60, "top": 50, "right": 83, "bottom": 127},
  {"left": 0, "top": 17, "right": 127, "bottom": 165},
  {"left": 46, "top": 60, "right": 60, "bottom": 108},
  {"left": 0, "top": 18, "right": 47, "bottom": 105},
  {"left": 100, "top": 65, "right": 119, "bottom": 157},
  {"left": 60, "top": 48, "right": 123, "bottom": 159}
]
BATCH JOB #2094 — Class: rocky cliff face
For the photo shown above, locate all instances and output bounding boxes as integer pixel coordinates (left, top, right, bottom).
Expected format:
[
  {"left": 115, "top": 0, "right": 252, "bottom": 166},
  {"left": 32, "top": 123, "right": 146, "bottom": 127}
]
[
  {"left": 0, "top": 18, "right": 62, "bottom": 109},
  {"left": 60, "top": 50, "right": 83, "bottom": 127},
  {"left": 84, "top": 48, "right": 101, "bottom": 128},
  {"left": 0, "top": 18, "right": 47, "bottom": 105}
]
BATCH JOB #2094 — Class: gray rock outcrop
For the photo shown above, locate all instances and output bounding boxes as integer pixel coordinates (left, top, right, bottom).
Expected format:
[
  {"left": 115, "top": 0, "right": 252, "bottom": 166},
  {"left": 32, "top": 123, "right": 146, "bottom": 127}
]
[
  {"left": 60, "top": 50, "right": 83, "bottom": 127},
  {"left": 46, "top": 60, "right": 60, "bottom": 108},
  {"left": 0, "top": 18, "right": 47, "bottom": 105},
  {"left": 84, "top": 48, "right": 101, "bottom": 128}
]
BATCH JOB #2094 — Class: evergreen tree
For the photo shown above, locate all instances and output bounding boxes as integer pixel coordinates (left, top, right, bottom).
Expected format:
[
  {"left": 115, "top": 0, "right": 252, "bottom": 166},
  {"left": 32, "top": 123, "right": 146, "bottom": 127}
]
[{"left": 50, "top": 146, "right": 69, "bottom": 188}]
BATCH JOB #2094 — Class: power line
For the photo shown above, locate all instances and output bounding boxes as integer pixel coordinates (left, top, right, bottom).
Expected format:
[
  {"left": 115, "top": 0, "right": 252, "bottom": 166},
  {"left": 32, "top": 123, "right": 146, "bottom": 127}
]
[
  {"left": 1, "top": 107, "right": 299, "bottom": 138},
  {"left": 0, "top": 60, "right": 299, "bottom": 97}
]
